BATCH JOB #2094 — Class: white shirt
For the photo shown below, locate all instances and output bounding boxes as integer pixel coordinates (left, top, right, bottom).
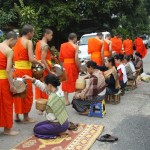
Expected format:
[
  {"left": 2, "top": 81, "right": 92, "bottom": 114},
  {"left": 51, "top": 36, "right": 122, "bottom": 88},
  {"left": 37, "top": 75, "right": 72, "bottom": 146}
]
[
  {"left": 129, "top": 61, "right": 136, "bottom": 73},
  {"left": 34, "top": 80, "right": 64, "bottom": 97},
  {"left": 117, "top": 64, "right": 128, "bottom": 83},
  {"left": 98, "top": 88, "right": 106, "bottom": 96}
]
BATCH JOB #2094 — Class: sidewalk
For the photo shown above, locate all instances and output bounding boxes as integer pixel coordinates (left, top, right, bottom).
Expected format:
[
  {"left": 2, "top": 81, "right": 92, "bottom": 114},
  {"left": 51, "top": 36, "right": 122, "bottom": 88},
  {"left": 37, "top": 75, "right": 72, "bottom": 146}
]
[{"left": 0, "top": 50, "right": 150, "bottom": 150}]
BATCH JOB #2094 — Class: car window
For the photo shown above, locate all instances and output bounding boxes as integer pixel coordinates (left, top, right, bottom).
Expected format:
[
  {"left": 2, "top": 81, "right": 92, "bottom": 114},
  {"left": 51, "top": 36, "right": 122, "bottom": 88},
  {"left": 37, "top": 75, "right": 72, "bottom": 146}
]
[
  {"left": 140, "top": 35, "right": 147, "bottom": 40},
  {"left": 80, "top": 35, "right": 96, "bottom": 45}
]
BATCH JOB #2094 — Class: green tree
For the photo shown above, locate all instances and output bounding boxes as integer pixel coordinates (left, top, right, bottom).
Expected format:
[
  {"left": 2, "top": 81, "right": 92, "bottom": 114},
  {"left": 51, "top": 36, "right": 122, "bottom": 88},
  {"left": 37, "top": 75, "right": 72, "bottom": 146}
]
[{"left": 0, "top": 0, "right": 149, "bottom": 43}]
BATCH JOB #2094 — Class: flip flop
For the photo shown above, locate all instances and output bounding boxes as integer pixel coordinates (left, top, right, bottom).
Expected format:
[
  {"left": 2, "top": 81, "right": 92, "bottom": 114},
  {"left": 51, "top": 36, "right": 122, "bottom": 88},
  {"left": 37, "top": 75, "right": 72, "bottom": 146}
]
[
  {"left": 68, "top": 122, "right": 78, "bottom": 131},
  {"left": 14, "top": 119, "right": 22, "bottom": 123},
  {"left": 97, "top": 134, "right": 118, "bottom": 142},
  {"left": 79, "top": 109, "right": 90, "bottom": 115},
  {"left": 65, "top": 102, "right": 71, "bottom": 106}
]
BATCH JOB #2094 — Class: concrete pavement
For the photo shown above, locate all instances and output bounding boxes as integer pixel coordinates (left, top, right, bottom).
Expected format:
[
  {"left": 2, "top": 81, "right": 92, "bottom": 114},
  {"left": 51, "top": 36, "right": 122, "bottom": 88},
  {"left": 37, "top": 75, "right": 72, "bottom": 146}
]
[{"left": 0, "top": 50, "right": 150, "bottom": 150}]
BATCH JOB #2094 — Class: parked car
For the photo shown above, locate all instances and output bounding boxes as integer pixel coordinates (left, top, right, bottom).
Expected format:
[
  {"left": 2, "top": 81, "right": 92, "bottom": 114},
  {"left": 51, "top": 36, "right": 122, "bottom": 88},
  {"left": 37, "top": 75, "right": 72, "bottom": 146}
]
[
  {"left": 78, "top": 32, "right": 110, "bottom": 61},
  {"left": 139, "top": 34, "right": 149, "bottom": 48},
  {"left": 148, "top": 37, "right": 150, "bottom": 48}
]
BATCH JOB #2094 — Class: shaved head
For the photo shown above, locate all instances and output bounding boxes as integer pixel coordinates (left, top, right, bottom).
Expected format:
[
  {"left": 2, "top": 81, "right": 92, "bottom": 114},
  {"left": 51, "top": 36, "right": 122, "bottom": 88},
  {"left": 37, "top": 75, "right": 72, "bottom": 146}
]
[
  {"left": 68, "top": 33, "right": 77, "bottom": 40},
  {"left": 6, "top": 31, "right": 17, "bottom": 40}
]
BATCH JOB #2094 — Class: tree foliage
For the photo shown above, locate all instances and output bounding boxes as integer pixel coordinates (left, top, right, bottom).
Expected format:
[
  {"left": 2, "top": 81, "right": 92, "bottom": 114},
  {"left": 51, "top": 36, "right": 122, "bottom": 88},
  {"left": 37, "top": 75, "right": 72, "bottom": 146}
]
[{"left": 0, "top": 0, "right": 149, "bottom": 42}]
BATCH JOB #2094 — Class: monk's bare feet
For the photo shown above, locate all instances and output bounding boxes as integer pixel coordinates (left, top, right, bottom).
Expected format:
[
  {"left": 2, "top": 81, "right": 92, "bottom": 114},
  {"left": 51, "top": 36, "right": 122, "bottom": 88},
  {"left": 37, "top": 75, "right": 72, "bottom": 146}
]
[
  {"left": 4, "top": 128, "right": 19, "bottom": 136},
  {"left": 23, "top": 118, "right": 36, "bottom": 124}
]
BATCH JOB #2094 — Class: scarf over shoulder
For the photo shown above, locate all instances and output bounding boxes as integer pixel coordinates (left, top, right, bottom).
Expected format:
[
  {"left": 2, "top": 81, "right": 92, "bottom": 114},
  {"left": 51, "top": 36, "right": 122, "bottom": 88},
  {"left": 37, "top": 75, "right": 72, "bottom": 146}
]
[
  {"left": 46, "top": 93, "right": 68, "bottom": 125},
  {"left": 104, "top": 66, "right": 120, "bottom": 89},
  {"left": 74, "top": 69, "right": 106, "bottom": 100}
]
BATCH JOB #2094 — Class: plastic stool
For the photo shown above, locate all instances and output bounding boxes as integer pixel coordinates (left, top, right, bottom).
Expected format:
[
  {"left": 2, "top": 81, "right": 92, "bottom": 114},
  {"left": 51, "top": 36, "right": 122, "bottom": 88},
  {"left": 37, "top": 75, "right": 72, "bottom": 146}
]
[{"left": 89, "top": 100, "right": 106, "bottom": 118}]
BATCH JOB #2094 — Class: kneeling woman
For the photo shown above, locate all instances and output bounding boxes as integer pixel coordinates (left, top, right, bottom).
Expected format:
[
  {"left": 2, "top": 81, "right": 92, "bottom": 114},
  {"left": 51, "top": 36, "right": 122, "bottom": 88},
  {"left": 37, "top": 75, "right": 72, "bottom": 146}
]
[
  {"left": 114, "top": 54, "right": 128, "bottom": 89},
  {"left": 97, "top": 57, "right": 120, "bottom": 95},
  {"left": 33, "top": 74, "right": 69, "bottom": 139},
  {"left": 72, "top": 61, "right": 106, "bottom": 115},
  {"left": 134, "top": 52, "right": 143, "bottom": 74}
]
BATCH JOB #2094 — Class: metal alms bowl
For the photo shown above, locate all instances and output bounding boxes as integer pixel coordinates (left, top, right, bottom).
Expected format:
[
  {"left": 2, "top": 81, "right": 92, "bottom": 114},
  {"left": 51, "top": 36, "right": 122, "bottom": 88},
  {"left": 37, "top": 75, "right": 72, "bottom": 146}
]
[{"left": 13, "top": 78, "right": 27, "bottom": 94}]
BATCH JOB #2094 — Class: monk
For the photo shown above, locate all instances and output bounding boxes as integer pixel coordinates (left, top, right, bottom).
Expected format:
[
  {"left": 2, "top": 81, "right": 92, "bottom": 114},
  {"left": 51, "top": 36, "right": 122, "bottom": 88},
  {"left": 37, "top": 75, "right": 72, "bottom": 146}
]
[
  {"left": 104, "top": 34, "right": 112, "bottom": 58},
  {"left": 0, "top": 31, "right": 19, "bottom": 135},
  {"left": 35, "top": 29, "right": 54, "bottom": 100},
  {"left": 59, "top": 33, "right": 79, "bottom": 105},
  {"left": 111, "top": 35, "right": 123, "bottom": 54},
  {"left": 88, "top": 32, "right": 104, "bottom": 65},
  {"left": 134, "top": 36, "right": 147, "bottom": 58},
  {"left": 13, "top": 24, "right": 42, "bottom": 123},
  {"left": 123, "top": 37, "right": 133, "bottom": 56}
]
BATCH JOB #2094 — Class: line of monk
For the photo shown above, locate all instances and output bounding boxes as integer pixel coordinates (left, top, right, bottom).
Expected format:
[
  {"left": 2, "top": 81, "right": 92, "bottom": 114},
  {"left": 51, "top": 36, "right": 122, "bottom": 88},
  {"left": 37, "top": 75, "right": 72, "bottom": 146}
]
[{"left": 0, "top": 25, "right": 148, "bottom": 137}]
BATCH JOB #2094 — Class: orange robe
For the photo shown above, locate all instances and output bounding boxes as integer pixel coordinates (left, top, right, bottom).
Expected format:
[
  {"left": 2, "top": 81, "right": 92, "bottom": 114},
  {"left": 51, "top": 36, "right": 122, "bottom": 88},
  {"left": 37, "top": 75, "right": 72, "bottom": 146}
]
[
  {"left": 88, "top": 38, "right": 103, "bottom": 65},
  {"left": 104, "top": 40, "right": 111, "bottom": 57},
  {"left": 59, "top": 42, "right": 78, "bottom": 93},
  {"left": 0, "top": 51, "right": 13, "bottom": 128},
  {"left": 123, "top": 39, "right": 133, "bottom": 56},
  {"left": 35, "top": 41, "right": 52, "bottom": 99},
  {"left": 111, "top": 36, "right": 123, "bottom": 54},
  {"left": 134, "top": 38, "right": 147, "bottom": 58},
  {"left": 13, "top": 38, "right": 33, "bottom": 114}
]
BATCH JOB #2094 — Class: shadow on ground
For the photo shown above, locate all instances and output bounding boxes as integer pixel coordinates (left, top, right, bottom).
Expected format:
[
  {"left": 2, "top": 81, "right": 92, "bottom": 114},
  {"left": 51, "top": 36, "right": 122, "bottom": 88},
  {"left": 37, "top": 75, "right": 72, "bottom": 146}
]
[{"left": 111, "top": 115, "right": 150, "bottom": 150}]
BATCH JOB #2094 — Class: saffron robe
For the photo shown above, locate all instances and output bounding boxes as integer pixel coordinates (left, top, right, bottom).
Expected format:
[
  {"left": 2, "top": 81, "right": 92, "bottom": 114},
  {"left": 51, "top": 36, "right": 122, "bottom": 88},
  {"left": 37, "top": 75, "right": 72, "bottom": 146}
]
[
  {"left": 35, "top": 41, "right": 52, "bottom": 99},
  {"left": 59, "top": 42, "right": 78, "bottom": 93},
  {"left": 134, "top": 38, "right": 147, "bottom": 58},
  {"left": 104, "top": 40, "right": 111, "bottom": 57},
  {"left": 123, "top": 39, "right": 133, "bottom": 56},
  {"left": 13, "top": 38, "right": 33, "bottom": 114},
  {"left": 111, "top": 36, "right": 123, "bottom": 54},
  {"left": 88, "top": 38, "right": 103, "bottom": 65},
  {"left": 0, "top": 51, "right": 13, "bottom": 128}
]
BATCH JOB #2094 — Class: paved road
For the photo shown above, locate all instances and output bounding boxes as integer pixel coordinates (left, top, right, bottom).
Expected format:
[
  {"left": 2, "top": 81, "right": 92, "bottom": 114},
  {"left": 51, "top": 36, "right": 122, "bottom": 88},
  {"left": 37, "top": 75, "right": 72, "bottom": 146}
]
[{"left": 0, "top": 50, "right": 150, "bottom": 150}]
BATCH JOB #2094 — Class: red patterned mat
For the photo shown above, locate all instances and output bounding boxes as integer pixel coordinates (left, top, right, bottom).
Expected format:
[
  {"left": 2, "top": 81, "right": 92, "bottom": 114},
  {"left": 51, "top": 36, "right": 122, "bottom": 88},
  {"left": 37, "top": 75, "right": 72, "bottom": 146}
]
[{"left": 12, "top": 124, "right": 104, "bottom": 150}]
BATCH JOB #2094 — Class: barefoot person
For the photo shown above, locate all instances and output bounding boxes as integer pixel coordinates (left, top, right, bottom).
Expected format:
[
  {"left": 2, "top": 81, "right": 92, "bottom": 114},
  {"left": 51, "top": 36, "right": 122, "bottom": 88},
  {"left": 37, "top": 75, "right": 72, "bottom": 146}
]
[
  {"left": 0, "top": 31, "right": 19, "bottom": 135},
  {"left": 35, "top": 29, "right": 54, "bottom": 100},
  {"left": 114, "top": 54, "right": 128, "bottom": 90},
  {"left": 13, "top": 24, "right": 42, "bottom": 123},
  {"left": 97, "top": 57, "right": 120, "bottom": 95},
  {"left": 59, "top": 33, "right": 79, "bottom": 105},
  {"left": 134, "top": 52, "right": 144, "bottom": 74},
  {"left": 88, "top": 32, "right": 104, "bottom": 65},
  {"left": 23, "top": 74, "right": 78, "bottom": 132},
  {"left": 23, "top": 74, "right": 69, "bottom": 139},
  {"left": 72, "top": 61, "right": 106, "bottom": 115}
]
